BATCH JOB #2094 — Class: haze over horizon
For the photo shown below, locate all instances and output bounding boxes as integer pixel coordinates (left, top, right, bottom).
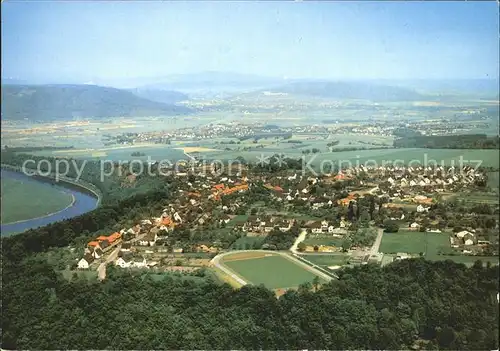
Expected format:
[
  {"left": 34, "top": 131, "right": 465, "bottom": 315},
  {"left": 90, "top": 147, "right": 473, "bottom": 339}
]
[{"left": 2, "top": 1, "right": 499, "bottom": 84}]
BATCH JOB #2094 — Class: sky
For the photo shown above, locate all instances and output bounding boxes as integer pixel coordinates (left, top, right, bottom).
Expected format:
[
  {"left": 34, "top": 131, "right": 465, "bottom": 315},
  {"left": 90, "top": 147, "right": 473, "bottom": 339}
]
[{"left": 1, "top": 1, "right": 499, "bottom": 83}]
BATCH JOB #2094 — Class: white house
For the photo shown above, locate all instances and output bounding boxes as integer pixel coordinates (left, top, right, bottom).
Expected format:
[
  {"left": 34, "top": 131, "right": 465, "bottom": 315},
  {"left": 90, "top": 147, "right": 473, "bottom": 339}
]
[
  {"left": 464, "top": 239, "right": 474, "bottom": 246},
  {"left": 77, "top": 254, "right": 94, "bottom": 269},
  {"left": 416, "top": 205, "right": 429, "bottom": 213},
  {"left": 426, "top": 229, "right": 442, "bottom": 233},
  {"left": 130, "top": 257, "right": 147, "bottom": 268},
  {"left": 456, "top": 230, "right": 473, "bottom": 239},
  {"left": 115, "top": 257, "right": 130, "bottom": 268},
  {"left": 410, "top": 222, "right": 420, "bottom": 229},
  {"left": 92, "top": 248, "right": 104, "bottom": 259},
  {"left": 310, "top": 222, "right": 323, "bottom": 234},
  {"left": 173, "top": 212, "right": 183, "bottom": 223}
]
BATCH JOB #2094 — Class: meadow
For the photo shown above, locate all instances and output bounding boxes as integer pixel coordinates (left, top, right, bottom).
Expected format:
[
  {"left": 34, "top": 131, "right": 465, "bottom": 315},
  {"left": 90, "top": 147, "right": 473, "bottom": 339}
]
[
  {"left": 221, "top": 252, "right": 325, "bottom": 289},
  {"left": 1, "top": 173, "right": 74, "bottom": 224}
]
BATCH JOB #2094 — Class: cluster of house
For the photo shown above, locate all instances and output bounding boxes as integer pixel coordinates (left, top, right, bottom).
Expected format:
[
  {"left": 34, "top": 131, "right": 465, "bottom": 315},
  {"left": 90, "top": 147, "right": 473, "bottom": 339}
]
[
  {"left": 77, "top": 232, "right": 123, "bottom": 269},
  {"left": 75, "top": 163, "right": 492, "bottom": 270},
  {"left": 450, "top": 230, "right": 492, "bottom": 254},
  {"left": 238, "top": 215, "right": 294, "bottom": 234}
]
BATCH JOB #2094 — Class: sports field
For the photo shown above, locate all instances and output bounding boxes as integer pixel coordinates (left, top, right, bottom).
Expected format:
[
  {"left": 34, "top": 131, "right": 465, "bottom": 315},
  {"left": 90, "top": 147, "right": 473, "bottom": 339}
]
[
  {"left": 1, "top": 175, "right": 74, "bottom": 224},
  {"left": 379, "top": 231, "right": 451, "bottom": 255},
  {"left": 221, "top": 251, "right": 326, "bottom": 289}
]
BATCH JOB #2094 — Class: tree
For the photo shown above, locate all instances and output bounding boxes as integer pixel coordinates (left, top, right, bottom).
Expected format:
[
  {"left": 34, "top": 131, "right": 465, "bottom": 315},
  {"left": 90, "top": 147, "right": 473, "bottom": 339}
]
[
  {"left": 383, "top": 220, "right": 399, "bottom": 233},
  {"left": 297, "top": 242, "right": 307, "bottom": 252},
  {"left": 312, "top": 276, "right": 320, "bottom": 292}
]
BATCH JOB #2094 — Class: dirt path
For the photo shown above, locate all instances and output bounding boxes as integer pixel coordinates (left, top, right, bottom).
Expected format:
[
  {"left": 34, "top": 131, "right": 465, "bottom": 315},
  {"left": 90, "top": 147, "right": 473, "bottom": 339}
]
[{"left": 290, "top": 230, "right": 307, "bottom": 254}]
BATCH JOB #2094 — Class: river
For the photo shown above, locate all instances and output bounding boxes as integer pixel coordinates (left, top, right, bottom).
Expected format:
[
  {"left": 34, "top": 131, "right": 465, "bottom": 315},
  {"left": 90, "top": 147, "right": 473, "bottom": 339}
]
[{"left": 1, "top": 169, "right": 99, "bottom": 236}]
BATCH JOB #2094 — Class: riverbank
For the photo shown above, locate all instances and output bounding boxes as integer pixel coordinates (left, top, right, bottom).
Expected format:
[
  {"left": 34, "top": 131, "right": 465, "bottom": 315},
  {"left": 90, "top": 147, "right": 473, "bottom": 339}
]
[{"left": 0, "top": 168, "right": 100, "bottom": 236}]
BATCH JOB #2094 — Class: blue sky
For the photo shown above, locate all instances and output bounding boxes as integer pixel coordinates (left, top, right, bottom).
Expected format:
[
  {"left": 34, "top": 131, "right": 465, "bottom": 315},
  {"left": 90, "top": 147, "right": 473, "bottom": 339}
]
[{"left": 2, "top": 1, "right": 499, "bottom": 82}]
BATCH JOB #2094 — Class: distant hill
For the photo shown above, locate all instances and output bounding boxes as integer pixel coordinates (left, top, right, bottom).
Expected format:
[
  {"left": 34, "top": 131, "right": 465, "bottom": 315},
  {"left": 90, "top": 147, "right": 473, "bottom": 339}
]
[
  {"left": 1, "top": 84, "right": 192, "bottom": 121},
  {"left": 128, "top": 88, "right": 189, "bottom": 104},
  {"left": 266, "top": 81, "right": 425, "bottom": 101},
  {"left": 137, "top": 71, "right": 287, "bottom": 94}
]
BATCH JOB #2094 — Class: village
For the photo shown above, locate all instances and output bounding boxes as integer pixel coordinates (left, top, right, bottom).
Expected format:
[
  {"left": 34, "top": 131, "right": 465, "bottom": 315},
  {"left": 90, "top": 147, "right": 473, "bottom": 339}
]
[{"left": 76, "top": 161, "right": 499, "bottom": 278}]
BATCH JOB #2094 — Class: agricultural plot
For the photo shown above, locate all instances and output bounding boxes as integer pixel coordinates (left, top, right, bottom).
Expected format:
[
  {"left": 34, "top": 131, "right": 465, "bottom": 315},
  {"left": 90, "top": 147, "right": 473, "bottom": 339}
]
[
  {"left": 30, "top": 144, "right": 187, "bottom": 162},
  {"left": 221, "top": 251, "right": 326, "bottom": 289},
  {"left": 1, "top": 174, "right": 74, "bottom": 224}
]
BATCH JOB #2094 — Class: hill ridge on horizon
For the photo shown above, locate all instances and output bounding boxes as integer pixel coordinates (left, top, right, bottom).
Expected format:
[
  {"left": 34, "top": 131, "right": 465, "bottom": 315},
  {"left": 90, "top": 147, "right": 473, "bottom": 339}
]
[{"left": 1, "top": 84, "right": 192, "bottom": 121}]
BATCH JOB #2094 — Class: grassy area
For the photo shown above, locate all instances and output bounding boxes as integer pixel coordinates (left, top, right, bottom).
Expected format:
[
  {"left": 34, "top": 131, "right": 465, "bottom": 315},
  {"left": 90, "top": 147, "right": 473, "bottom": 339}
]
[
  {"left": 1, "top": 174, "right": 74, "bottom": 224},
  {"left": 227, "top": 214, "right": 249, "bottom": 228},
  {"left": 380, "top": 231, "right": 451, "bottom": 255},
  {"left": 487, "top": 171, "right": 499, "bottom": 192},
  {"left": 222, "top": 253, "right": 325, "bottom": 289},
  {"left": 303, "top": 237, "right": 345, "bottom": 247},
  {"left": 30, "top": 144, "right": 187, "bottom": 161},
  {"left": 60, "top": 269, "right": 98, "bottom": 281},
  {"left": 455, "top": 192, "right": 499, "bottom": 204},
  {"left": 379, "top": 230, "right": 498, "bottom": 266},
  {"left": 230, "top": 236, "right": 265, "bottom": 250},
  {"left": 300, "top": 254, "right": 350, "bottom": 267}
]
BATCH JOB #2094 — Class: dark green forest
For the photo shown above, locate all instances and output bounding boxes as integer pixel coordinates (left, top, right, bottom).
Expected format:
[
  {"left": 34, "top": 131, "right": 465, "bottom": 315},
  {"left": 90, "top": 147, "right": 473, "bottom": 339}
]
[
  {"left": 394, "top": 134, "right": 499, "bottom": 149},
  {"left": 1, "top": 185, "right": 499, "bottom": 350},
  {"left": 2, "top": 249, "right": 498, "bottom": 350}
]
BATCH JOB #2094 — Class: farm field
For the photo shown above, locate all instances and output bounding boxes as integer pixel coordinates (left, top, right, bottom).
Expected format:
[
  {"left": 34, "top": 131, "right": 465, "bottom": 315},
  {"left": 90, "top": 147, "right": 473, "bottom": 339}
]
[
  {"left": 487, "top": 171, "right": 499, "bottom": 192},
  {"left": 28, "top": 144, "right": 187, "bottom": 162},
  {"left": 198, "top": 147, "right": 500, "bottom": 169},
  {"left": 221, "top": 251, "right": 326, "bottom": 289},
  {"left": 1, "top": 174, "right": 74, "bottom": 224}
]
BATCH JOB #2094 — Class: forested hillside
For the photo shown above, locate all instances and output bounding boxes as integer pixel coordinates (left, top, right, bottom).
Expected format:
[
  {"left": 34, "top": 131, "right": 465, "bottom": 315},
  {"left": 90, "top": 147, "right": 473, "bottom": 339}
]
[
  {"left": 2, "top": 250, "right": 498, "bottom": 350},
  {"left": 1, "top": 84, "right": 192, "bottom": 121}
]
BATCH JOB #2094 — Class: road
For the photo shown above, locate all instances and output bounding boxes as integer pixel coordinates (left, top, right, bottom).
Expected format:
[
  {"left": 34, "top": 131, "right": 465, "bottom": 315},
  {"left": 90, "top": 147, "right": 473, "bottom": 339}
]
[
  {"left": 370, "top": 228, "right": 385, "bottom": 256},
  {"left": 210, "top": 250, "right": 334, "bottom": 287},
  {"left": 96, "top": 232, "right": 150, "bottom": 280},
  {"left": 290, "top": 230, "right": 307, "bottom": 254},
  {"left": 97, "top": 247, "right": 120, "bottom": 281}
]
